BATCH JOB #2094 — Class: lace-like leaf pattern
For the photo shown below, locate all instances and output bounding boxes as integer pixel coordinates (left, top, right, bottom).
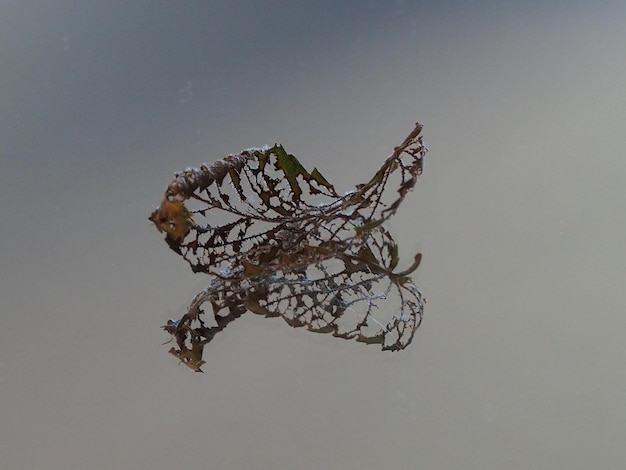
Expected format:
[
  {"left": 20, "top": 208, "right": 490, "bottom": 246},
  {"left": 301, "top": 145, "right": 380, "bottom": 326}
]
[{"left": 152, "top": 123, "right": 427, "bottom": 371}]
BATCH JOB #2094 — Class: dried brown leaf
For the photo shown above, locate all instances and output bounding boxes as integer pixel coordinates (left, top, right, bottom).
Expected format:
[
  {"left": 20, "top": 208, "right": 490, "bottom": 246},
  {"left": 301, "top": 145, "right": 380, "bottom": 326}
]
[{"left": 152, "top": 123, "right": 428, "bottom": 371}]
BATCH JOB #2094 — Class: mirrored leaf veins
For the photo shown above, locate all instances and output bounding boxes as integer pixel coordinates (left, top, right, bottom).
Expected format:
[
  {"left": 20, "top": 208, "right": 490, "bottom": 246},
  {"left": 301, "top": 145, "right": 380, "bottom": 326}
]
[{"left": 151, "top": 122, "right": 428, "bottom": 371}]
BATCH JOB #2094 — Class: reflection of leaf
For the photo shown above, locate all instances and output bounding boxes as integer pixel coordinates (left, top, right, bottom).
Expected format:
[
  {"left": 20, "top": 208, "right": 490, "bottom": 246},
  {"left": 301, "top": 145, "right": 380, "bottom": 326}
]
[
  {"left": 152, "top": 123, "right": 428, "bottom": 371},
  {"left": 248, "top": 227, "right": 424, "bottom": 351}
]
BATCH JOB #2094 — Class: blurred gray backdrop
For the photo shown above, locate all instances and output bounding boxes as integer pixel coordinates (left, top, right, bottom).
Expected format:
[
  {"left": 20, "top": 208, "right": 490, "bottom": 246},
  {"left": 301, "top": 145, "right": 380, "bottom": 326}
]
[{"left": 2, "top": 1, "right": 626, "bottom": 469}]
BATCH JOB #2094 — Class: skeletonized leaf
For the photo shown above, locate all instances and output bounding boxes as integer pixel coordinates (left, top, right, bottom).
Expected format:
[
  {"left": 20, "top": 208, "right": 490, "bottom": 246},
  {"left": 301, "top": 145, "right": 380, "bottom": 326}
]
[{"left": 152, "top": 123, "right": 428, "bottom": 371}]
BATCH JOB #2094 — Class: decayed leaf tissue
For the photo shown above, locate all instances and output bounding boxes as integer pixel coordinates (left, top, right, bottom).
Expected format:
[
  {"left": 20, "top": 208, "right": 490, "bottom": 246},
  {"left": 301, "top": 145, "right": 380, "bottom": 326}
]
[{"left": 150, "top": 123, "right": 428, "bottom": 371}]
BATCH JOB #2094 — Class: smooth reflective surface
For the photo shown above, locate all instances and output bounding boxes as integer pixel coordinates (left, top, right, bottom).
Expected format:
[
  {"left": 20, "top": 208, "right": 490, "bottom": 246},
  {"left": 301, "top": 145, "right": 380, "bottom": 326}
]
[{"left": 2, "top": 2, "right": 626, "bottom": 468}]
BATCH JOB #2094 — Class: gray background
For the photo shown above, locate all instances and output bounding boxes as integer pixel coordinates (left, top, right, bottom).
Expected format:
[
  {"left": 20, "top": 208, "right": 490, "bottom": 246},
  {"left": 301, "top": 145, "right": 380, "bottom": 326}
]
[{"left": 2, "top": 1, "right": 626, "bottom": 468}]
